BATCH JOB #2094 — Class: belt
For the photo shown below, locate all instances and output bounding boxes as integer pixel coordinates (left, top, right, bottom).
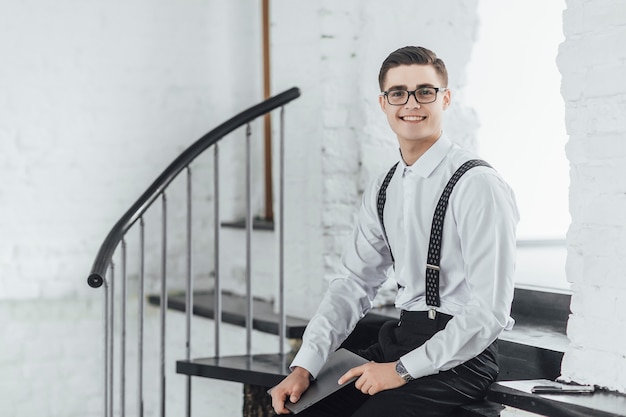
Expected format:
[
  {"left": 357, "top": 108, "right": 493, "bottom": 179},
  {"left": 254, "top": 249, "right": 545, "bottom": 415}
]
[{"left": 399, "top": 310, "right": 453, "bottom": 328}]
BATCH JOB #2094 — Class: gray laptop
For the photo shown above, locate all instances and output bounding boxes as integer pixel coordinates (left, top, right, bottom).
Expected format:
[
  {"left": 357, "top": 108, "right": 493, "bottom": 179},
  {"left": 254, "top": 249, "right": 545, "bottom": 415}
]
[{"left": 268, "top": 348, "right": 369, "bottom": 414}]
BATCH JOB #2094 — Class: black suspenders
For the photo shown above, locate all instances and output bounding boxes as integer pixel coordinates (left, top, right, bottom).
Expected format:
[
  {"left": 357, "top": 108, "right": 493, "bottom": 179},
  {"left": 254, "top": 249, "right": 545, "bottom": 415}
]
[
  {"left": 376, "top": 162, "right": 399, "bottom": 264},
  {"left": 376, "top": 159, "right": 491, "bottom": 316}
]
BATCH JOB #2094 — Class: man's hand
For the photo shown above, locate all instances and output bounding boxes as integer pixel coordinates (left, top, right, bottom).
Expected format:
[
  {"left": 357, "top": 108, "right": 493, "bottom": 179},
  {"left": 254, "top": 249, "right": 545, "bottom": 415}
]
[
  {"left": 338, "top": 361, "right": 406, "bottom": 396},
  {"left": 270, "top": 366, "right": 311, "bottom": 415}
]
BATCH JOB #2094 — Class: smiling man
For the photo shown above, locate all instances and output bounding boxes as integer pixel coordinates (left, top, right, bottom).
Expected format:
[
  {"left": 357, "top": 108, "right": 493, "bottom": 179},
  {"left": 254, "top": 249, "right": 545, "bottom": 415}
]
[{"left": 270, "top": 46, "right": 520, "bottom": 417}]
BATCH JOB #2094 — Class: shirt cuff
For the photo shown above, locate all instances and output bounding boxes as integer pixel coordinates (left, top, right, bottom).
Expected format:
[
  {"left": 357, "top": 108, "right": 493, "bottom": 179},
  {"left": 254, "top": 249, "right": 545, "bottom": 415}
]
[
  {"left": 401, "top": 347, "right": 439, "bottom": 379},
  {"left": 289, "top": 344, "right": 326, "bottom": 379}
]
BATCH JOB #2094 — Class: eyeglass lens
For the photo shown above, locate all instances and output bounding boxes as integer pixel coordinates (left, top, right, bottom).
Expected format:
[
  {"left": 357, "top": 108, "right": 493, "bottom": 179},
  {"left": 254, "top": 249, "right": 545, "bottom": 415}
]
[{"left": 387, "top": 88, "right": 438, "bottom": 105}]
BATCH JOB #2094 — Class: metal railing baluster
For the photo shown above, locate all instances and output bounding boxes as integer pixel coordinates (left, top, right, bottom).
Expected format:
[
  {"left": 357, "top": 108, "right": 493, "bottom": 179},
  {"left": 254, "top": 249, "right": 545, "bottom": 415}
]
[
  {"left": 138, "top": 218, "right": 145, "bottom": 417},
  {"left": 185, "top": 167, "right": 193, "bottom": 417},
  {"left": 214, "top": 144, "right": 221, "bottom": 358},
  {"left": 245, "top": 124, "right": 253, "bottom": 356},
  {"left": 278, "top": 107, "right": 286, "bottom": 356},
  {"left": 160, "top": 193, "right": 167, "bottom": 417},
  {"left": 121, "top": 239, "right": 127, "bottom": 417},
  {"left": 104, "top": 273, "right": 110, "bottom": 417},
  {"left": 109, "top": 261, "right": 115, "bottom": 417}
]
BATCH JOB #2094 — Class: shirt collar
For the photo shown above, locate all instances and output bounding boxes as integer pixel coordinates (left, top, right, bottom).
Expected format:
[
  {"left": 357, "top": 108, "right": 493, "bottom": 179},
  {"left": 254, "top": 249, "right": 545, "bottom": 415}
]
[{"left": 399, "top": 133, "right": 453, "bottom": 178}]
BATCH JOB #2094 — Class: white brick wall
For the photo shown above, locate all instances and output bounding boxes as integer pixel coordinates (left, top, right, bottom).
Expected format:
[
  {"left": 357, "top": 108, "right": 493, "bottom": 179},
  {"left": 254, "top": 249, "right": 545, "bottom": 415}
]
[
  {"left": 0, "top": 1, "right": 267, "bottom": 415},
  {"left": 0, "top": 0, "right": 269, "bottom": 302},
  {"left": 559, "top": 0, "right": 626, "bottom": 393}
]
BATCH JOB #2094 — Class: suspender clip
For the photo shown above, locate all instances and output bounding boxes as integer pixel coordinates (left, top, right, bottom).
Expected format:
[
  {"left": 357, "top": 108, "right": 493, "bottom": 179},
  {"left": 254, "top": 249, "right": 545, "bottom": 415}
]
[{"left": 428, "top": 309, "right": 437, "bottom": 320}]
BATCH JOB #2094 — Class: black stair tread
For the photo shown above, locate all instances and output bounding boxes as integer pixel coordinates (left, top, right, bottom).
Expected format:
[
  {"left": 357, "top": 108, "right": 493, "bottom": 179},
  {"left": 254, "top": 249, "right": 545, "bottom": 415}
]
[
  {"left": 221, "top": 218, "right": 274, "bottom": 231},
  {"left": 147, "top": 290, "right": 308, "bottom": 339},
  {"left": 177, "top": 353, "right": 290, "bottom": 387},
  {"left": 488, "top": 379, "right": 626, "bottom": 417}
]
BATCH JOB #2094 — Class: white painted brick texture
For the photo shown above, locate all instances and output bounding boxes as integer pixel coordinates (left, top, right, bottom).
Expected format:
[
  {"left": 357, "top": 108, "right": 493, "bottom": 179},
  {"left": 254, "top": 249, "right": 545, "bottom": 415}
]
[
  {"left": 559, "top": 0, "right": 626, "bottom": 393},
  {"left": 0, "top": 1, "right": 267, "bottom": 415}
]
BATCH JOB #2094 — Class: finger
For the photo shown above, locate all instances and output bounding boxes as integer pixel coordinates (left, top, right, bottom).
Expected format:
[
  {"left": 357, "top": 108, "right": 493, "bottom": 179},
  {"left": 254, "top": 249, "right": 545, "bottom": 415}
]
[
  {"left": 272, "top": 398, "right": 292, "bottom": 415},
  {"left": 359, "top": 381, "right": 372, "bottom": 395},
  {"left": 289, "top": 392, "right": 301, "bottom": 404},
  {"left": 338, "top": 365, "right": 363, "bottom": 385},
  {"left": 272, "top": 386, "right": 297, "bottom": 414},
  {"left": 271, "top": 392, "right": 287, "bottom": 414},
  {"left": 354, "top": 375, "right": 364, "bottom": 391}
]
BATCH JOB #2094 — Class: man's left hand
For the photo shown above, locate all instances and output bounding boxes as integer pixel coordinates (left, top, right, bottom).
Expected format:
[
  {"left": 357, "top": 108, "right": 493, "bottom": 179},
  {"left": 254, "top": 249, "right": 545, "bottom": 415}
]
[{"left": 338, "top": 361, "right": 406, "bottom": 396}]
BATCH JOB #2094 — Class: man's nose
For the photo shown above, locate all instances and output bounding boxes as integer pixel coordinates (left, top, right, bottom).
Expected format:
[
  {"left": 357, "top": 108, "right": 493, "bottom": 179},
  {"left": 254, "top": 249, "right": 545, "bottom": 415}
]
[{"left": 406, "top": 91, "right": 421, "bottom": 107}]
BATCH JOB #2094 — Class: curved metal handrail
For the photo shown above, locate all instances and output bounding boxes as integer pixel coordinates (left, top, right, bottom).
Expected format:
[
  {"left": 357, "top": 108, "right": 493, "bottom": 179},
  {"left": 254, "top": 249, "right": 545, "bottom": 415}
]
[{"left": 87, "top": 87, "right": 301, "bottom": 288}]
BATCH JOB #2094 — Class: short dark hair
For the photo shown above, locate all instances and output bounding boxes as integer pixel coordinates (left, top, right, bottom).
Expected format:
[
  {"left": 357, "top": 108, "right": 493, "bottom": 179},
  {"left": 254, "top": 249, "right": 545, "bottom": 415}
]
[{"left": 378, "top": 46, "right": 448, "bottom": 90}]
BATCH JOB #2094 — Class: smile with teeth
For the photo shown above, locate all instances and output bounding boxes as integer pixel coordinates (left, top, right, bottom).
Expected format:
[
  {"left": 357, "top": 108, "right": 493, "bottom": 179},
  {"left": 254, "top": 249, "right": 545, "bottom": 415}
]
[{"left": 401, "top": 115, "right": 426, "bottom": 121}]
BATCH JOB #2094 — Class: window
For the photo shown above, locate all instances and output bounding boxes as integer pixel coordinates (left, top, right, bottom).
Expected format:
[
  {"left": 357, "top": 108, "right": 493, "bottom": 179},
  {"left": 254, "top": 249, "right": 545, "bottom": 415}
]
[{"left": 465, "top": 0, "right": 569, "bottom": 291}]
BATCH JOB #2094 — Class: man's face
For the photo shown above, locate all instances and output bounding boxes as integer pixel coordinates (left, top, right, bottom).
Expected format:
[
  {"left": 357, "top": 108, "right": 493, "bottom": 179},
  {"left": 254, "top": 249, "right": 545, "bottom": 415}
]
[{"left": 379, "top": 64, "right": 450, "bottom": 147}]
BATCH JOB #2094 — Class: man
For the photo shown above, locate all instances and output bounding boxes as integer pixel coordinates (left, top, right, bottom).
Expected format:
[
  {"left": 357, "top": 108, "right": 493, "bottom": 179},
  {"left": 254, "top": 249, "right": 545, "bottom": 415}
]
[{"left": 270, "top": 46, "right": 519, "bottom": 417}]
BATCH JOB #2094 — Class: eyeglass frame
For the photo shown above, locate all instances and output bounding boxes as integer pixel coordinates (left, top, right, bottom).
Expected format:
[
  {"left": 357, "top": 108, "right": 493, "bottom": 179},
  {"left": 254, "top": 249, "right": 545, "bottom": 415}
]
[{"left": 380, "top": 87, "right": 448, "bottom": 106}]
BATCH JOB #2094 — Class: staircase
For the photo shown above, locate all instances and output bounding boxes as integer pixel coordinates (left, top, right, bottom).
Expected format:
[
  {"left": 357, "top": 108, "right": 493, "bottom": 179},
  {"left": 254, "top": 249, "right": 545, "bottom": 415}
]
[{"left": 86, "top": 87, "right": 301, "bottom": 417}]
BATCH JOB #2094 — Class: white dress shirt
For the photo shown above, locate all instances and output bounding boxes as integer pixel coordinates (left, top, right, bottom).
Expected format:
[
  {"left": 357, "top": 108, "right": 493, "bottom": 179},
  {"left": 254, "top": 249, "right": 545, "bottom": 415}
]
[{"left": 291, "top": 133, "right": 520, "bottom": 380}]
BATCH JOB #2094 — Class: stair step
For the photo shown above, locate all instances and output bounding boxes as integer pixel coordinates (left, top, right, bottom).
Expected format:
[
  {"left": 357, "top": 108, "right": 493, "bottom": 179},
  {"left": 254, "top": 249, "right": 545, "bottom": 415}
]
[
  {"left": 147, "top": 290, "right": 308, "bottom": 339},
  {"left": 177, "top": 353, "right": 289, "bottom": 387},
  {"left": 221, "top": 218, "right": 274, "bottom": 231}
]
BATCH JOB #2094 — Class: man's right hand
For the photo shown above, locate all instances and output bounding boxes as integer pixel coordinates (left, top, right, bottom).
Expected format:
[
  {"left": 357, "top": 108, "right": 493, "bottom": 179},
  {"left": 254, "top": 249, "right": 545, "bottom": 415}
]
[{"left": 270, "top": 366, "right": 311, "bottom": 415}]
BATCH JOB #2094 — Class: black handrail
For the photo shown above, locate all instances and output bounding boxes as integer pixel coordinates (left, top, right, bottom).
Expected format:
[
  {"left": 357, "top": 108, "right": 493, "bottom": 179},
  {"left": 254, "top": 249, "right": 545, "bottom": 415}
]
[{"left": 87, "top": 87, "right": 301, "bottom": 288}]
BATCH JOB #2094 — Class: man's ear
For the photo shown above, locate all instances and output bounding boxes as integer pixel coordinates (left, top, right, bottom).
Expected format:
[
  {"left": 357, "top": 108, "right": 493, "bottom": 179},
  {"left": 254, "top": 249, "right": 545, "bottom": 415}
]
[
  {"left": 442, "top": 89, "right": 451, "bottom": 110},
  {"left": 379, "top": 94, "right": 387, "bottom": 111}
]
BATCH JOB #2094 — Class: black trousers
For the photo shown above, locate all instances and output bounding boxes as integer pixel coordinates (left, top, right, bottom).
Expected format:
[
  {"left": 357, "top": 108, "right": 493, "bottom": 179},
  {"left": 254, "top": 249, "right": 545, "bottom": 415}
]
[{"left": 298, "top": 311, "right": 499, "bottom": 417}]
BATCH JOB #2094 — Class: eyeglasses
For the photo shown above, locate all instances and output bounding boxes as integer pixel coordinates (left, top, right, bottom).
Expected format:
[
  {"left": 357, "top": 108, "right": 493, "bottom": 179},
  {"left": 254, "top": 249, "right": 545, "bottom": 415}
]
[{"left": 381, "top": 87, "right": 448, "bottom": 106}]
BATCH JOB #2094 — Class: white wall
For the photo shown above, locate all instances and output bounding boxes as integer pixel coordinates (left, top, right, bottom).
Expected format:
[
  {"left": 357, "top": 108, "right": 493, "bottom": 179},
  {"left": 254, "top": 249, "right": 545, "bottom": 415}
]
[
  {"left": 558, "top": 0, "right": 626, "bottom": 393},
  {"left": 0, "top": 0, "right": 269, "bottom": 301},
  {"left": 0, "top": 1, "right": 266, "bottom": 415}
]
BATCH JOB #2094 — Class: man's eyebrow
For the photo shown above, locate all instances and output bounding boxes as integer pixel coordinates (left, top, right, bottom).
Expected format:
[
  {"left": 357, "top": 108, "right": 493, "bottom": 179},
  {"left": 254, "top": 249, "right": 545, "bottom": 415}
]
[
  {"left": 385, "top": 83, "right": 436, "bottom": 91},
  {"left": 386, "top": 85, "right": 407, "bottom": 91}
]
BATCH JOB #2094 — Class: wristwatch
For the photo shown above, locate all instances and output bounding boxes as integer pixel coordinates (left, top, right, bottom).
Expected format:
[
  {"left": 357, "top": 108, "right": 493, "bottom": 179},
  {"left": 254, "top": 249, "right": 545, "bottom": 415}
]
[{"left": 395, "top": 359, "right": 414, "bottom": 382}]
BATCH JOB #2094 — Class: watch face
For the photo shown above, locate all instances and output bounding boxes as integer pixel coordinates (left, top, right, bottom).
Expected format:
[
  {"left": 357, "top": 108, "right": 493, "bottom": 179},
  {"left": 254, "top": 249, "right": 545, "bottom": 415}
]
[{"left": 395, "top": 360, "right": 413, "bottom": 382}]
